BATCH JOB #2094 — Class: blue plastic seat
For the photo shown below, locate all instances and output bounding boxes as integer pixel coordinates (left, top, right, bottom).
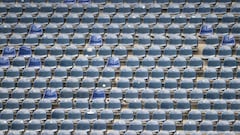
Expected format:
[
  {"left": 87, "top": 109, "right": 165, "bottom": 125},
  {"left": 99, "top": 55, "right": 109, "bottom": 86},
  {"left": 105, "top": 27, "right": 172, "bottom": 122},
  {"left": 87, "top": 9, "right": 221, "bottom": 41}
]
[
  {"left": 218, "top": 46, "right": 232, "bottom": 58},
  {"left": 174, "top": 89, "right": 187, "bottom": 99},
  {"left": 167, "top": 24, "right": 181, "bottom": 36},
  {"left": 103, "top": 3, "right": 116, "bottom": 15},
  {"left": 109, "top": 89, "right": 123, "bottom": 99},
  {"left": 119, "top": 33, "right": 134, "bottom": 46},
  {"left": 81, "top": 13, "right": 95, "bottom": 24},
  {"left": 12, "top": 57, "right": 25, "bottom": 69},
  {"left": 169, "top": 110, "right": 183, "bottom": 121},
  {"left": 100, "top": 109, "right": 114, "bottom": 122},
  {"left": 148, "top": 79, "right": 162, "bottom": 89},
  {"left": 221, "top": 34, "right": 235, "bottom": 46},
  {"left": 167, "top": 3, "right": 180, "bottom": 15},
  {"left": 112, "top": 120, "right": 126, "bottom": 131},
  {"left": 206, "top": 89, "right": 219, "bottom": 100},
  {"left": 196, "top": 79, "right": 210, "bottom": 90},
  {"left": 6, "top": 67, "right": 20, "bottom": 78},
  {"left": 197, "top": 100, "right": 211, "bottom": 111},
  {"left": 212, "top": 79, "right": 226, "bottom": 90},
  {"left": 213, "top": 100, "right": 227, "bottom": 110},
  {"left": 112, "top": 13, "right": 125, "bottom": 24},
  {"left": 205, "top": 13, "right": 218, "bottom": 25},
  {"left": 1, "top": 78, "right": 15, "bottom": 89},
  {"left": 126, "top": 56, "right": 139, "bottom": 69},
  {"left": 92, "top": 120, "right": 106, "bottom": 131},
  {"left": 83, "top": 47, "right": 96, "bottom": 58},
  {"left": 158, "top": 13, "right": 172, "bottom": 26},
  {"left": 120, "top": 109, "right": 134, "bottom": 121},
  {"left": 190, "top": 89, "right": 203, "bottom": 101},
  {"left": 176, "top": 99, "right": 190, "bottom": 112},
  {"left": 221, "top": 110, "right": 235, "bottom": 122},
  {"left": 167, "top": 67, "right": 180, "bottom": 79},
  {"left": 44, "top": 23, "right": 58, "bottom": 35},
  {"left": 50, "top": 13, "right": 64, "bottom": 26},
  {"left": 125, "top": 89, "right": 138, "bottom": 99},
  {"left": 44, "top": 119, "right": 58, "bottom": 132},
  {"left": 204, "top": 68, "right": 217, "bottom": 80},
  {"left": 152, "top": 24, "right": 165, "bottom": 36},
  {"left": 114, "top": 45, "right": 128, "bottom": 58},
  {"left": 207, "top": 57, "right": 221, "bottom": 68},
  {"left": 164, "top": 79, "right": 177, "bottom": 90},
  {"left": 182, "top": 3, "right": 195, "bottom": 15},
  {"left": 0, "top": 109, "right": 14, "bottom": 121},
  {"left": 199, "top": 24, "right": 213, "bottom": 36},
  {"left": 0, "top": 120, "right": 8, "bottom": 132},
  {"left": 216, "top": 23, "right": 229, "bottom": 36},
  {"left": 5, "top": 13, "right": 18, "bottom": 25},
  {"left": 189, "top": 57, "right": 202, "bottom": 69},
  {"left": 162, "top": 120, "right": 176, "bottom": 132},
  {"left": 59, "top": 99, "right": 73, "bottom": 110},
  {"left": 51, "top": 109, "right": 65, "bottom": 121},
  {"left": 160, "top": 99, "right": 174, "bottom": 111},
  {"left": 17, "top": 78, "right": 31, "bottom": 89},
  {"left": 32, "top": 109, "right": 46, "bottom": 120},
  {"left": 9, "top": 34, "right": 23, "bottom": 46},
  {"left": 163, "top": 46, "right": 177, "bottom": 58},
  {"left": 132, "top": 3, "right": 146, "bottom": 15},
  {"left": 127, "top": 13, "right": 141, "bottom": 25},
  {"left": 220, "top": 67, "right": 234, "bottom": 80},
  {"left": 128, "top": 120, "right": 143, "bottom": 132},
  {"left": 84, "top": 110, "right": 98, "bottom": 121},
  {"left": 60, "top": 24, "right": 74, "bottom": 35},
  {"left": 24, "top": 34, "right": 39, "bottom": 46},
  {"left": 222, "top": 13, "right": 235, "bottom": 25},
  {"left": 216, "top": 120, "right": 230, "bottom": 132},
  {"left": 16, "top": 109, "right": 30, "bottom": 121},
  {"left": 231, "top": 3, "right": 240, "bottom": 15},
  {"left": 148, "top": 45, "right": 161, "bottom": 58},
  {"left": 6, "top": 98, "right": 19, "bottom": 110},
  {"left": 59, "top": 56, "right": 73, "bottom": 69},
  {"left": 173, "top": 56, "right": 186, "bottom": 69},
  {"left": 145, "top": 120, "right": 159, "bottom": 132},
  {"left": 0, "top": 24, "right": 11, "bottom": 36},
  {"left": 56, "top": 34, "right": 70, "bottom": 46},
  {"left": 174, "top": 14, "right": 187, "bottom": 26},
  {"left": 233, "top": 121, "right": 240, "bottom": 132},
  {"left": 229, "top": 79, "right": 240, "bottom": 90},
  {"left": 76, "top": 120, "right": 90, "bottom": 131},
  {"left": 43, "top": 88, "right": 57, "bottom": 100},
  {"left": 200, "top": 120, "right": 213, "bottom": 131},
  {"left": 183, "top": 120, "right": 197, "bottom": 131},
  {"left": 143, "top": 14, "right": 156, "bottom": 24},
  {"left": 157, "top": 90, "right": 170, "bottom": 99},
  {"left": 65, "top": 13, "right": 79, "bottom": 25},
  {"left": 86, "top": 67, "right": 99, "bottom": 79},
  {"left": 188, "top": 110, "right": 202, "bottom": 121},
  {"left": 40, "top": 34, "right": 54, "bottom": 46},
  {"left": 13, "top": 24, "right": 28, "bottom": 35},
  {"left": 11, "top": 119, "right": 25, "bottom": 131},
  {"left": 202, "top": 46, "right": 216, "bottom": 59},
  {"left": 143, "top": 98, "right": 158, "bottom": 110},
  {"left": 81, "top": 77, "right": 96, "bottom": 89},
  {"left": 182, "top": 24, "right": 196, "bottom": 36},
  {"left": 75, "top": 98, "right": 89, "bottom": 110}
]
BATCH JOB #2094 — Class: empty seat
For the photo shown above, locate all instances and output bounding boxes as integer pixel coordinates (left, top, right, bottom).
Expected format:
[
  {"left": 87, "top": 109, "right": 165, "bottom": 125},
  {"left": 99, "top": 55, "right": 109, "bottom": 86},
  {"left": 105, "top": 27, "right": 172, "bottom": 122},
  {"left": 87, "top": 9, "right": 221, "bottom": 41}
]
[
  {"left": 0, "top": 109, "right": 14, "bottom": 121},
  {"left": 222, "top": 13, "right": 235, "bottom": 25},
  {"left": 199, "top": 120, "right": 213, "bottom": 131},
  {"left": 207, "top": 57, "right": 221, "bottom": 68},
  {"left": 197, "top": 100, "right": 211, "bottom": 111},
  {"left": 183, "top": 120, "right": 197, "bottom": 131},
  {"left": 188, "top": 110, "right": 202, "bottom": 121},
  {"left": 204, "top": 68, "right": 217, "bottom": 80},
  {"left": 112, "top": 120, "right": 126, "bottom": 131},
  {"left": 44, "top": 119, "right": 58, "bottom": 132},
  {"left": 11, "top": 119, "right": 25, "bottom": 131},
  {"left": 216, "top": 120, "right": 230, "bottom": 132},
  {"left": 162, "top": 120, "right": 176, "bottom": 132},
  {"left": 120, "top": 109, "right": 134, "bottom": 121}
]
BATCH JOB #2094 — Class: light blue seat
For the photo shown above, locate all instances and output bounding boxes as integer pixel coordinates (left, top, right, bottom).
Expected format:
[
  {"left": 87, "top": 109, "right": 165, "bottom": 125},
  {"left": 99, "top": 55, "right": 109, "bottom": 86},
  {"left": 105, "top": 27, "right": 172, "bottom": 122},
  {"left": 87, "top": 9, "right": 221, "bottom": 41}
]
[
  {"left": 174, "top": 14, "right": 187, "bottom": 26},
  {"left": 205, "top": 13, "right": 218, "bottom": 25},
  {"left": 212, "top": 79, "right": 226, "bottom": 90},
  {"left": 207, "top": 57, "right": 221, "bottom": 68},
  {"left": 103, "top": 3, "right": 116, "bottom": 15},
  {"left": 6, "top": 67, "right": 20, "bottom": 78},
  {"left": 97, "top": 78, "right": 111, "bottom": 89},
  {"left": 60, "top": 24, "right": 74, "bottom": 35},
  {"left": 59, "top": 120, "right": 74, "bottom": 133},
  {"left": 75, "top": 98, "right": 89, "bottom": 110},
  {"left": 11, "top": 119, "right": 25, "bottom": 131},
  {"left": 157, "top": 90, "right": 170, "bottom": 99},
  {"left": 162, "top": 120, "right": 176, "bottom": 132},
  {"left": 67, "top": 109, "right": 81, "bottom": 121},
  {"left": 206, "top": 89, "right": 219, "bottom": 100},
  {"left": 6, "top": 98, "right": 19, "bottom": 111},
  {"left": 86, "top": 67, "right": 99, "bottom": 79},
  {"left": 167, "top": 24, "right": 181, "bottom": 36},
  {"left": 167, "top": 67, "right": 180, "bottom": 79},
  {"left": 182, "top": 24, "right": 196, "bottom": 36},
  {"left": 86, "top": 3, "right": 99, "bottom": 15},
  {"left": 13, "top": 24, "right": 28, "bottom": 35},
  {"left": 65, "top": 13, "right": 79, "bottom": 25},
  {"left": 112, "top": 13, "right": 125, "bottom": 24},
  {"left": 216, "top": 120, "right": 230, "bottom": 132},
  {"left": 198, "top": 3, "right": 211, "bottom": 14},
  {"left": 83, "top": 47, "right": 96, "bottom": 58},
  {"left": 118, "top": 3, "right": 131, "bottom": 15},
  {"left": 158, "top": 13, "right": 172, "bottom": 26},
  {"left": 190, "top": 89, "right": 203, "bottom": 100},
  {"left": 9, "top": 34, "right": 23, "bottom": 46},
  {"left": 22, "top": 99, "right": 35, "bottom": 110},
  {"left": 132, "top": 78, "right": 146, "bottom": 89},
  {"left": 34, "top": 45, "right": 48, "bottom": 58},
  {"left": 124, "top": 131, "right": 137, "bottom": 135},
  {"left": 182, "top": 3, "right": 195, "bottom": 15},
  {"left": 188, "top": 110, "right": 202, "bottom": 121},
  {"left": 28, "top": 89, "right": 42, "bottom": 100},
  {"left": 120, "top": 109, "right": 134, "bottom": 121},
  {"left": 91, "top": 57, "right": 104, "bottom": 68},
  {"left": 160, "top": 99, "right": 174, "bottom": 111},
  {"left": 204, "top": 68, "right": 217, "bottom": 80},
  {"left": 206, "top": 34, "right": 219, "bottom": 47},
  {"left": 109, "top": 88, "right": 122, "bottom": 99},
  {"left": 213, "top": 100, "right": 227, "bottom": 110},
  {"left": 183, "top": 120, "right": 197, "bottom": 131},
  {"left": 197, "top": 100, "right": 211, "bottom": 111},
  {"left": 11, "top": 88, "right": 25, "bottom": 100},
  {"left": 156, "top": 0, "right": 169, "bottom": 4},
  {"left": 106, "top": 24, "right": 120, "bottom": 35},
  {"left": 164, "top": 79, "right": 177, "bottom": 90},
  {"left": 55, "top": 3, "right": 69, "bottom": 14},
  {"left": 216, "top": 23, "right": 229, "bottom": 36},
  {"left": 196, "top": 79, "right": 210, "bottom": 90},
  {"left": 143, "top": 14, "right": 156, "bottom": 24},
  {"left": 189, "top": 14, "right": 202, "bottom": 26},
  {"left": 51, "top": 109, "right": 65, "bottom": 121},
  {"left": 5, "top": 14, "right": 18, "bottom": 25},
  {"left": 184, "top": 35, "right": 198, "bottom": 48},
  {"left": 125, "top": 89, "right": 138, "bottom": 100},
  {"left": 44, "top": 119, "right": 58, "bottom": 132},
  {"left": 92, "top": 120, "right": 106, "bottom": 131},
  {"left": 199, "top": 120, "right": 213, "bottom": 131},
  {"left": 173, "top": 56, "right": 186, "bottom": 69},
  {"left": 39, "top": 3, "right": 53, "bottom": 15},
  {"left": 49, "top": 78, "right": 63, "bottom": 89},
  {"left": 56, "top": 34, "right": 70, "bottom": 46},
  {"left": 233, "top": 121, "right": 240, "bottom": 132},
  {"left": 71, "top": 4, "right": 84, "bottom": 15},
  {"left": 1, "top": 78, "right": 15, "bottom": 89},
  {"left": 59, "top": 56, "right": 73, "bottom": 69},
  {"left": 174, "top": 89, "right": 187, "bottom": 99},
  {"left": 218, "top": 46, "right": 232, "bottom": 58},
  {"left": 142, "top": 56, "right": 155, "bottom": 69},
  {"left": 45, "top": 23, "right": 58, "bottom": 35},
  {"left": 0, "top": 88, "right": 9, "bottom": 101},
  {"left": 32, "top": 109, "right": 46, "bottom": 120},
  {"left": 222, "top": 13, "right": 235, "bottom": 25},
  {"left": 16, "top": 109, "right": 30, "bottom": 121},
  {"left": 112, "top": 120, "right": 126, "bottom": 131},
  {"left": 91, "top": 98, "right": 105, "bottom": 110},
  {"left": 75, "top": 56, "right": 88, "bottom": 68},
  {"left": 75, "top": 24, "right": 89, "bottom": 35},
  {"left": 221, "top": 110, "right": 235, "bottom": 122},
  {"left": 126, "top": 56, "right": 139, "bottom": 69},
  {"left": 128, "top": 120, "right": 143, "bottom": 132},
  {"left": 148, "top": 79, "right": 162, "bottom": 89},
  {"left": 59, "top": 99, "right": 73, "bottom": 110},
  {"left": 0, "top": 24, "right": 11, "bottom": 36},
  {"left": 183, "top": 68, "right": 196, "bottom": 80},
  {"left": 119, "top": 33, "right": 134, "bottom": 46},
  {"left": 145, "top": 120, "right": 159, "bottom": 132},
  {"left": 81, "top": 13, "right": 95, "bottom": 24},
  {"left": 50, "top": 13, "right": 64, "bottom": 26},
  {"left": 213, "top": 3, "right": 226, "bottom": 14},
  {"left": 163, "top": 46, "right": 177, "bottom": 58},
  {"left": 83, "top": 110, "right": 98, "bottom": 120},
  {"left": 81, "top": 77, "right": 96, "bottom": 89},
  {"left": 43, "top": 89, "right": 57, "bottom": 100},
  {"left": 231, "top": 3, "right": 240, "bottom": 15},
  {"left": 168, "top": 35, "right": 182, "bottom": 48},
  {"left": 133, "top": 3, "right": 146, "bottom": 15},
  {"left": 189, "top": 57, "right": 203, "bottom": 69},
  {"left": 100, "top": 109, "right": 114, "bottom": 122},
  {"left": 176, "top": 99, "right": 190, "bottom": 112},
  {"left": 0, "top": 109, "right": 14, "bottom": 121},
  {"left": 167, "top": 3, "right": 180, "bottom": 15},
  {"left": 152, "top": 24, "right": 165, "bottom": 36},
  {"left": 137, "top": 35, "right": 151, "bottom": 47},
  {"left": 229, "top": 79, "right": 240, "bottom": 90},
  {"left": 180, "top": 79, "right": 193, "bottom": 90},
  {"left": 0, "top": 57, "right": 10, "bottom": 68},
  {"left": 27, "top": 120, "right": 42, "bottom": 131},
  {"left": 135, "top": 67, "right": 148, "bottom": 79},
  {"left": 40, "top": 34, "right": 54, "bottom": 46},
  {"left": 136, "top": 24, "right": 150, "bottom": 35},
  {"left": 202, "top": 46, "right": 216, "bottom": 58},
  {"left": 17, "top": 78, "right": 31, "bottom": 89},
  {"left": 0, "top": 120, "right": 8, "bottom": 132},
  {"left": 114, "top": 45, "right": 127, "bottom": 58},
  {"left": 54, "top": 67, "right": 68, "bottom": 79},
  {"left": 148, "top": 45, "right": 161, "bottom": 58},
  {"left": 169, "top": 110, "right": 183, "bottom": 121},
  {"left": 143, "top": 98, "right": 158, "bottom": 110},
  {"left": 33, "top": 78, "right": 47, "bottom": 89},
  {"left": 91, "top": 24, "right": 105, "bottom": 34}
]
